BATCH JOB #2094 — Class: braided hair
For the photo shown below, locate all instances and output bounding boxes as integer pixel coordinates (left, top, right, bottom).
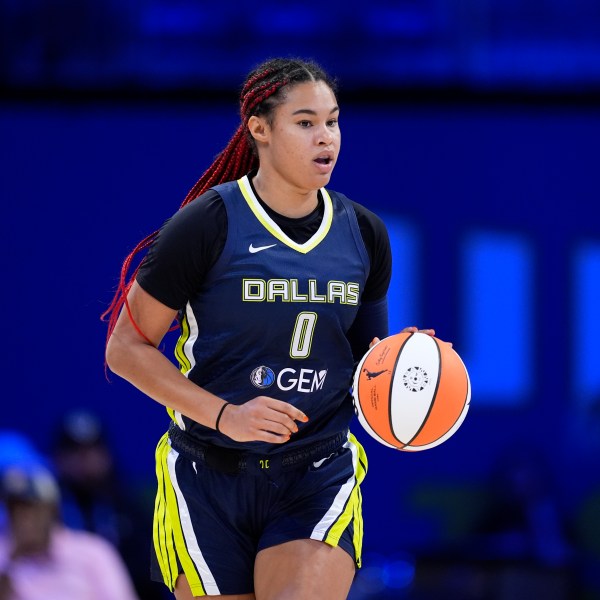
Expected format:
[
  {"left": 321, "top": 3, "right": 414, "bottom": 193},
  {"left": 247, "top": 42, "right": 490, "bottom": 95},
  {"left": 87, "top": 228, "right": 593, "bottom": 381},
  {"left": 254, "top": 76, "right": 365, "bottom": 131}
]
[{"left": 102, "top": 58, "right": 337, "bottom": 345}]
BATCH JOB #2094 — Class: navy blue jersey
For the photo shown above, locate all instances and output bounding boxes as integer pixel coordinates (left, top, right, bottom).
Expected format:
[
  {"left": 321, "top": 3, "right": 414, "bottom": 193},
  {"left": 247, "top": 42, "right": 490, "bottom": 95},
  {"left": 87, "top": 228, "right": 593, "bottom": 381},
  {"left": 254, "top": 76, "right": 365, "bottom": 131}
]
[
  {"left": 136, "top": 175, "right": 393, "bottom": 454},
  {"left": 165, "top": 176, "right": 369, "bottom": 452}
]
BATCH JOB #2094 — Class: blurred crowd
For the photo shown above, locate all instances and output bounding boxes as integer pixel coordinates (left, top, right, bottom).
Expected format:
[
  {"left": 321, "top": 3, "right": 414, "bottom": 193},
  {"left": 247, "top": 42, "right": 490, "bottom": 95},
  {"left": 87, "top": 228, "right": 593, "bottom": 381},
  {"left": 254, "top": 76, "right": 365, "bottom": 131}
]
[
  {"left": 2, "top": 413, "right": 600, "bottom": 599},
  {"left": 0, "top": 410, "right": 167, "bottom": 600}
]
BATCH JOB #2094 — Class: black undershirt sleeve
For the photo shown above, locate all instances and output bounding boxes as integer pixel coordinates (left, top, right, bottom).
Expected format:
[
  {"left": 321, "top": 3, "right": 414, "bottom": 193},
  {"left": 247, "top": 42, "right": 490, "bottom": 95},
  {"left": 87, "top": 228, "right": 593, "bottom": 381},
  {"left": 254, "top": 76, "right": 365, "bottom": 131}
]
[
  {"left": 346, "top": 202, "right": 392, "bottom": 362},
  {"left": 346, "top": 296, "right": 390, "bottom": 363},
  {"left": 136, "top": 190, "right": 226, "bottom": 311},
  {"left": 352, "top": 201, "right": 392, "bottom": 303}
]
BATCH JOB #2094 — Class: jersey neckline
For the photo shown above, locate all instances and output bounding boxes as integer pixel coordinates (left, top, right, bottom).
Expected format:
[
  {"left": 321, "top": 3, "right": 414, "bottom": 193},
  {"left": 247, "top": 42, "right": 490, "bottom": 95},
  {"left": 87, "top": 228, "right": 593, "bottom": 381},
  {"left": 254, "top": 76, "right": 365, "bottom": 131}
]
[{"left": 236, "top": 175, "right": 333, "bottom": 254}]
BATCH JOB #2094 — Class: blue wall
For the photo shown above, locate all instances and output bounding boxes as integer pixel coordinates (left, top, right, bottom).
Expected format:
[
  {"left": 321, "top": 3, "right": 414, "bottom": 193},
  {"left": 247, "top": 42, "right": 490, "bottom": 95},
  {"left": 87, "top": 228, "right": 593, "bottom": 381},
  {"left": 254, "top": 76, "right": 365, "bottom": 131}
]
[{"left": 2, "top": 99, "right": 600, "bottom": 567}]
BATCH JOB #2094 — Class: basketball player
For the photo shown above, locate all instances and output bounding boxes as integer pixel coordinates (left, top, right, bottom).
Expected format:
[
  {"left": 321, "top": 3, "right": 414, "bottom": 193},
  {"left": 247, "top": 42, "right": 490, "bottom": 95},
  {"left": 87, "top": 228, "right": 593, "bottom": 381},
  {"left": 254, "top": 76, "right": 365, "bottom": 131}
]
[{"left": 103, "top": 58, "right": 433, "bottom": 600}]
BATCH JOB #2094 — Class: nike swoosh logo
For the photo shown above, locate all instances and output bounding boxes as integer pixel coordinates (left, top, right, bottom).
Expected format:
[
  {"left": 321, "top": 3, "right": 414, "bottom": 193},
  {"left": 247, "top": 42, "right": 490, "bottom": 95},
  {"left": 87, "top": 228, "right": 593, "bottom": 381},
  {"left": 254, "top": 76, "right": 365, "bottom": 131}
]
[
  {"left": 312, "top": 452, "right": 335, "bottom": 469},
  {"left": 249, "top": 243, "right": 277, "bottom": 253}
]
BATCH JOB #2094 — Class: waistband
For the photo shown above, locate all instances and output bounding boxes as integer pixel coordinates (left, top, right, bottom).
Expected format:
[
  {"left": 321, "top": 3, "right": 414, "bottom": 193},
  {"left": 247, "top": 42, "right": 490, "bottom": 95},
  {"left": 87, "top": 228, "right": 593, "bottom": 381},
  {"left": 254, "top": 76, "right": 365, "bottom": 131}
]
[{"left": 168, "top": 422, "right": 348, "bottom": 475}]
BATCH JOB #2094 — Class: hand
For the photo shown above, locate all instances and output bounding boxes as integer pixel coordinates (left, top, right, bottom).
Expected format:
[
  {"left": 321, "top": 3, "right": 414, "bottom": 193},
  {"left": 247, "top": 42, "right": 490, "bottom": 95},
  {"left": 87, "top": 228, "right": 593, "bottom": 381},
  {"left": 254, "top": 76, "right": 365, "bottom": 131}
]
[
  {"left": 400, "top": 325, "right": 435, "bottom": 336},
  {"left": 401, "top": 325, "right": 453, "bottom": 347},
  {"left": 218, "top": 397, "right": 308, "bottom": 443},
  {"left": 370, "top": 326, "right": 436, "bottom": 349}
]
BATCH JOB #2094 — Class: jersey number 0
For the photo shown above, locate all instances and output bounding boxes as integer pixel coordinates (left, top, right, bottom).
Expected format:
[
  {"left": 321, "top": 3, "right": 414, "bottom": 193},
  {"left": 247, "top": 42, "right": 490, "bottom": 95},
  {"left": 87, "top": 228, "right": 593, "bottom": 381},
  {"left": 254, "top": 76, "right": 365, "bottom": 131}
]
[{"left": 290, "top": 312, "right": 318, "bottom": 359}]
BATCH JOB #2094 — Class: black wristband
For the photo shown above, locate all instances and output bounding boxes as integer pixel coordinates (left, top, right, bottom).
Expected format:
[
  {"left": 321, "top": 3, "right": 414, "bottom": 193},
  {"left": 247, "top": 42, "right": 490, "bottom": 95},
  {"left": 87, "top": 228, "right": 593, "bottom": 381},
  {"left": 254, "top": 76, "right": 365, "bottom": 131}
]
[{"left": 215, "top": 402, "right": 230, "bottom": 433}]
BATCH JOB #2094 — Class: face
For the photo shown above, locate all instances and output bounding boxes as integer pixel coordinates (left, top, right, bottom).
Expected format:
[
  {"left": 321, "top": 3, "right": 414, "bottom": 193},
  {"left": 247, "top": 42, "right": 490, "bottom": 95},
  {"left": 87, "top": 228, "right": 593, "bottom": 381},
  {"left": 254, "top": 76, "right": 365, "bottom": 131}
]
[
  {"left": 55, "top": 444, "right": 112, "bottom": 488},
  {"left": 8, "top": 500, "right": 55, "bottom": 556},
  {"left": 252, "top": 80, "right": 341, "bottom": 192}
]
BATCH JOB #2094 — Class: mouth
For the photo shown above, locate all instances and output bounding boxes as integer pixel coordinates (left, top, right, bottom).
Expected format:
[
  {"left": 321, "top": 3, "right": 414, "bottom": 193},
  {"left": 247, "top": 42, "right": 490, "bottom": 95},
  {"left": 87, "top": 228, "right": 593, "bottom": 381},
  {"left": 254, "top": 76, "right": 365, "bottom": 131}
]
[{"left": 313, "top": 152, "right": 335, "bottom": 173}]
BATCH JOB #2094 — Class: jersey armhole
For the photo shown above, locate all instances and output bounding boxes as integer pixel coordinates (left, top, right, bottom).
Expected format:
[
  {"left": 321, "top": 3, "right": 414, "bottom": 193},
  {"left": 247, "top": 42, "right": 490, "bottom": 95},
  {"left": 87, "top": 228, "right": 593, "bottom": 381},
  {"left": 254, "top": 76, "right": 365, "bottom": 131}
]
[{"left": 331, "top": 190, "right": 371, "bottom": 280}]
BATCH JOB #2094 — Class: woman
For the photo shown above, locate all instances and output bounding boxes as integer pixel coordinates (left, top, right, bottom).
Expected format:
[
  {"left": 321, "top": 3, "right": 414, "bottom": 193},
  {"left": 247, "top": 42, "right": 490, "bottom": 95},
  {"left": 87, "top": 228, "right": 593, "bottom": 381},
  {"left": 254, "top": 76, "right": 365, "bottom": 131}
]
[
  {"left": 104, "top": 57, "right": 430, "bottom": 600},
  {"left": 0, "top": 464, "right": 139, "bottom": 600}
]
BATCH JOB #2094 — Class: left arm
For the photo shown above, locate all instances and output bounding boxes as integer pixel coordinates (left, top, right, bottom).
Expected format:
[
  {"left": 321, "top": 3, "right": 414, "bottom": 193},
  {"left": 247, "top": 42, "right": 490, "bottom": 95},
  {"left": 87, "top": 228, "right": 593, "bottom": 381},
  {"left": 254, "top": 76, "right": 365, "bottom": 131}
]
[
  {"left": 347, "top": 203, "right": 435, "bottom": 360},
  {"left": 347, "top": 296, "right": 389, "bottom": 363}
]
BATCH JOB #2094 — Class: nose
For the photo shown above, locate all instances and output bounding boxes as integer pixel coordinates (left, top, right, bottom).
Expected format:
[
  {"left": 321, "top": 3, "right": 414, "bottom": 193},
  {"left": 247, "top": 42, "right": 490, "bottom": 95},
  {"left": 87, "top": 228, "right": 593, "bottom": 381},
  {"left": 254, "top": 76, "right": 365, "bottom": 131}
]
[{"left": 317, "top": 124, "right": 334, "bottom": 146}]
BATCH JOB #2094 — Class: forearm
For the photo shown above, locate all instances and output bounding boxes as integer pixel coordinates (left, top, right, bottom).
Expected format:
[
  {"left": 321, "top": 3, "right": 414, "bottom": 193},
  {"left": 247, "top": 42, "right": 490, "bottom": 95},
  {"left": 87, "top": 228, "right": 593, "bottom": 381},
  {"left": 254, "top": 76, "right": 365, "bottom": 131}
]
[{"left": 106, "top": 331, "right": 225, "bottom": 429}]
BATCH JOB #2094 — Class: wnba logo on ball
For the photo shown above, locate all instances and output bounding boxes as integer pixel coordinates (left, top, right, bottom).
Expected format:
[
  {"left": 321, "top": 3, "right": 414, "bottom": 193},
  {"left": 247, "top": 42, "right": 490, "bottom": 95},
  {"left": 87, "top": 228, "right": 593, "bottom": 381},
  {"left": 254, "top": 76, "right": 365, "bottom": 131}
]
[
  {"left": 403, "top": 366, "right": 430, "bottom": 392},
  {"left": 250, "top": 366, "right": 275, "bottom": 389}
]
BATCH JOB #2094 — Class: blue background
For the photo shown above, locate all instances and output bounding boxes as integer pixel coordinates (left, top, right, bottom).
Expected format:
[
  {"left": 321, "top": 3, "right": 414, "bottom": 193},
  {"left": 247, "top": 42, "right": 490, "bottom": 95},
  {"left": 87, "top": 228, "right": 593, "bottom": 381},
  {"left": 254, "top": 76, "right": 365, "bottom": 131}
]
[{"left": 2, "top": 1, "right": 600, "bottom": 598}]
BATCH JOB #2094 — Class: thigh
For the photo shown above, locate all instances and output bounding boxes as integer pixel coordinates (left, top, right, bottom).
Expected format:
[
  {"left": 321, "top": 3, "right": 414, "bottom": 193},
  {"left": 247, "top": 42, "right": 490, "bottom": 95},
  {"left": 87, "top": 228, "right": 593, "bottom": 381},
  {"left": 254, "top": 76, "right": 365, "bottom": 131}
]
[{"left": 254, "top": 539, "right": 355, "bottom": 600}]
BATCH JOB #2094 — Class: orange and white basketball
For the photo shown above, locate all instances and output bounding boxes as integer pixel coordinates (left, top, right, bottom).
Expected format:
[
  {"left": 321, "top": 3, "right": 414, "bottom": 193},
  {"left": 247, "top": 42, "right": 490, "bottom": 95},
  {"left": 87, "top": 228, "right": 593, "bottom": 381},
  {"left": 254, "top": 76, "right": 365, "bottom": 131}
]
[{"left": 352, "top": 332, "right": 471, "bottom": 451}]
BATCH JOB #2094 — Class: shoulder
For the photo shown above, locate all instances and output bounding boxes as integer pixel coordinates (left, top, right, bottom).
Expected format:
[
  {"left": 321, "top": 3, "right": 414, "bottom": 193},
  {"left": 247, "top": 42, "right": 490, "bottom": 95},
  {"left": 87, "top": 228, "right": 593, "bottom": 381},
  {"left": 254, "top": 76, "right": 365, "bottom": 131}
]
[
  {"left": 149, "top": 189, "right": 227, "bottom": 255},
  {"left": 327, "top": 189, "right": 389, "bottom": 242},
  {"left": 137, "top": 188, "right": 229, "bottom": 309},
  {"left": 52, "top": 527, "right": 138, "bottom": 598},
  {"left": 53, "top": 527, "right": 120, "bottom": 558},
  {"left": 163, "top": 188, "right": 226, "bottom": 232},
  {"left": 351, "top": 200, "right": 388, "bottom": 238},
  {"left": 53, "top": 528, "right": 132, "bottom": 572},
  {"left": 327, "top": 190, "right": 392, "bottom": 300}
]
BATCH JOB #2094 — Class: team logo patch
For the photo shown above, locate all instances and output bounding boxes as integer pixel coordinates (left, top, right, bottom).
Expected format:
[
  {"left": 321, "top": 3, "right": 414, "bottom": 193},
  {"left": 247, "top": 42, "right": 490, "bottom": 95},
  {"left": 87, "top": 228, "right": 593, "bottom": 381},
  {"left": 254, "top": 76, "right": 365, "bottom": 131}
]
[
  {"left": 251, "top": 366, "right": 275, "bottom": 389},
  {"left": 403, "top": 366, "right": 429, "bottom": 392}
]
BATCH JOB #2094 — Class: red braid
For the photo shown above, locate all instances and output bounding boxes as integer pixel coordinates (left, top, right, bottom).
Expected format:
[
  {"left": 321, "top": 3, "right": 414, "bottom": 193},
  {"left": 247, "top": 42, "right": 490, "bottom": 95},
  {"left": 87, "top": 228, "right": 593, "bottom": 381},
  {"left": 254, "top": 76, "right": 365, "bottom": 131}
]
[{"left": 101, "top": 67, "right": 290, "bottom": 349}]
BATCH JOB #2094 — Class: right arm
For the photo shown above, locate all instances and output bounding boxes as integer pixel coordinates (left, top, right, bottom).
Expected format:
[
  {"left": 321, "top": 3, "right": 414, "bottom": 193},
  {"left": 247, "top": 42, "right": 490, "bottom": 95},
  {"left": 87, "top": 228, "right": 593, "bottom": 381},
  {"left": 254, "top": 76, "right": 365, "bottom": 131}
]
[{"left": 105, "top": 281, "right": 305, "bottom": 443}]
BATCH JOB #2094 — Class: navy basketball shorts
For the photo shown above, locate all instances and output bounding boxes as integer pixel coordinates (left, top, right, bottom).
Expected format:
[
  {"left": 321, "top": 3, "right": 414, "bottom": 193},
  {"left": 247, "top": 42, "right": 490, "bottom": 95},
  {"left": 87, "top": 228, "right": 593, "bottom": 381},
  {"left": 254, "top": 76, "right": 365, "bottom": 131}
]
[{"left": 150, "top": 427, "right": 368, "bottom": 596}]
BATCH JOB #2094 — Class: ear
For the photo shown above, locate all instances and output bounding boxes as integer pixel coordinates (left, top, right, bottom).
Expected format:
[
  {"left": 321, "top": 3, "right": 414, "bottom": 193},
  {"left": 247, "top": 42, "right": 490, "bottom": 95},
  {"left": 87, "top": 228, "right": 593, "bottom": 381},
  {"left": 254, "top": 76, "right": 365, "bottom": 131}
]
[{"left": 247, "top": 115, "right": 270, "bottom": 144}]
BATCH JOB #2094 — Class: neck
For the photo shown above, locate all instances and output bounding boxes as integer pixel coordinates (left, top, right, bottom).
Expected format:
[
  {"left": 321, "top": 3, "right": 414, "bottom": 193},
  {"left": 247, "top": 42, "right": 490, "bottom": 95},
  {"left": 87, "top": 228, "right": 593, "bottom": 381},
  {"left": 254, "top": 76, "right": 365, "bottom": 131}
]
[{"left": 252, "top": 170, "right": 319, "bottom": 218}]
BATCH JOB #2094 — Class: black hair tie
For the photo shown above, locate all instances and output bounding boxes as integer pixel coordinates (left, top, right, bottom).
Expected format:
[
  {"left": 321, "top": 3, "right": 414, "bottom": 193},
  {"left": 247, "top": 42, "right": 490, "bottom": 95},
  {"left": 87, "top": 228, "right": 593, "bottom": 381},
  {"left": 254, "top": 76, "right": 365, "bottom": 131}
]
[{"left": 215, "top": 402, "right": 230, "bottom": 433}]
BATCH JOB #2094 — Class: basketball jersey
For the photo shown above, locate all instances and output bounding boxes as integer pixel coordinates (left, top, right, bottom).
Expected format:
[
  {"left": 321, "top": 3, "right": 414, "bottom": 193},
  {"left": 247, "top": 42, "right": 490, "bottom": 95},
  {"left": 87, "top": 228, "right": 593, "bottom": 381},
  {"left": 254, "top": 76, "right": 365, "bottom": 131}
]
[{"left": 169, "top": 175, "right": 370, "bottom": 453}]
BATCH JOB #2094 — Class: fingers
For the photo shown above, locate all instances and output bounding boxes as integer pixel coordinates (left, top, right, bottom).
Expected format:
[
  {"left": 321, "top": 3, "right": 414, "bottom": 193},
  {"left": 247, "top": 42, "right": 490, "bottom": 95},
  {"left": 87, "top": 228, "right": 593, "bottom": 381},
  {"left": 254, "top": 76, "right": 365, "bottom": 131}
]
[
  {"left": 266, "top": 397, "right": 308, "bottom": 424},
  {"left": 401, "top": 326, "right": 436, "bottom": 337},
  {"left": 218, "top": 397, "right": 309, "bottom": 444},
  {"left": 400, "top": 326, "right": 418, "bottom": 333},
  {"left": 260, "top": 398, "right": 308, "bottom": 443},
  {"left": 400, "top": 326, "right": 452, "bottom": 347}
]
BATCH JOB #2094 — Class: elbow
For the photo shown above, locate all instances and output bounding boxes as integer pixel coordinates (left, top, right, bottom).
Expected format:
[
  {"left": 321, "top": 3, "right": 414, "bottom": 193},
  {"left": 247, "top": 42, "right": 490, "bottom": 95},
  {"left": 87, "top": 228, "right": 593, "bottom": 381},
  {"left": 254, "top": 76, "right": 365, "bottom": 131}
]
[{"left": 105, "top": 333, "right": 125, "bottom": 377}]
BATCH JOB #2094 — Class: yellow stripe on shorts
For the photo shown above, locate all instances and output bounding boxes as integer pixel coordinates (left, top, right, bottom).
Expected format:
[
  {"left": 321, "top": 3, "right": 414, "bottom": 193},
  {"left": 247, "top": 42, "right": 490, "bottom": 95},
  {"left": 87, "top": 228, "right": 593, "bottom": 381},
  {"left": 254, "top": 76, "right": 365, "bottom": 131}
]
[
  {"left": 153, "top": 434, "right": 178, "bottom": 590},
  {"left": 153, "top": 433, "right": 214, "bottom": 595},
  {"left": 312, "top": 432, "right": 368, "bottom": 568}
]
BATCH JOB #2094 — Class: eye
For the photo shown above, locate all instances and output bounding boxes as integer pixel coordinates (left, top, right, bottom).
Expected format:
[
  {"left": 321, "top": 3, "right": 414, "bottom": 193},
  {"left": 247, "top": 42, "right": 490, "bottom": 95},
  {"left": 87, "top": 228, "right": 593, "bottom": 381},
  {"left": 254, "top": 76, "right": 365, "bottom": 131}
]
[
  {"left": 298, "top": 120, "right": 312, "bottom": 128},
  {"left": 327, "top": 119, "right": 338, "bottom": 127}
]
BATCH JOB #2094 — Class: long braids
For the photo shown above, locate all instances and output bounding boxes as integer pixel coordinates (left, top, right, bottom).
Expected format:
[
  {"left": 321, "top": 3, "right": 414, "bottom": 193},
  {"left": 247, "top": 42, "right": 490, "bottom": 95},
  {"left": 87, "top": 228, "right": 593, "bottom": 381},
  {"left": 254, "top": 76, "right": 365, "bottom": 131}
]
[{"left": 102, "top": 58, "right": 336, "bottom": 346}]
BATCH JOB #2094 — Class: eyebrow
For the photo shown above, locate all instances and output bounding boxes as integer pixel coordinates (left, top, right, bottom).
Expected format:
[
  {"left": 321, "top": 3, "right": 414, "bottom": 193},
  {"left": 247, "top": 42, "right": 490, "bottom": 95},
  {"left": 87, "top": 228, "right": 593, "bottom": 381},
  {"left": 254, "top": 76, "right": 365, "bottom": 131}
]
[{"left": 291, "top": 106, "right": 340, "bottom": 116}]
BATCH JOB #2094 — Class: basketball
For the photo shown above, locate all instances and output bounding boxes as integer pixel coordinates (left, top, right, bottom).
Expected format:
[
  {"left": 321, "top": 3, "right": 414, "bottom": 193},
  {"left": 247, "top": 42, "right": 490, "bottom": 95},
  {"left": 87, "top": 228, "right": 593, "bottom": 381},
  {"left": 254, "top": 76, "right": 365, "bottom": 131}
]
[{"left": 352, "top": 332, "right": 471, "bottom": 451}]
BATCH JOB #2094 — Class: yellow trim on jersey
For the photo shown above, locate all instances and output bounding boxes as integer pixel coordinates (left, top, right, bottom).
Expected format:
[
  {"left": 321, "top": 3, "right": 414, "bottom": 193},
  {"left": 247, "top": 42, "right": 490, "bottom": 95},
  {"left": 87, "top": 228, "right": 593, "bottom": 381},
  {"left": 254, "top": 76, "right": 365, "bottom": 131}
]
[
  {"left": 170, "top": 308, "right": 194, "bottom": 425},
  {"left": 237, "top": 175, "right": 333, "bottom": 254},
  {"left": 153, "top": 434, "right": 207, "bottom": 595},
  {"left": 323, "top": 432, "right": 368, "bottom": 568},
  {"left": 175, "top": 311, "right": 193, "bottom": 374}
]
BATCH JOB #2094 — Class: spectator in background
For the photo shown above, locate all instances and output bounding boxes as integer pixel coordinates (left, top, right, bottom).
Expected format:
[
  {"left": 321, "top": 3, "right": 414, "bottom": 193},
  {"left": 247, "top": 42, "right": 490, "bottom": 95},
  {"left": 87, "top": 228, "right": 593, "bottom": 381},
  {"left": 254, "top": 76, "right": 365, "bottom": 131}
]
[
  {"left": 51, "top": 409, "right": 165, "bottom": 599},
  {"left": 52, "top": 409, "right": 126, "bottom": 546},
  {"left": 0, "top": 431, "right": 47, "bottom": 534},
  {"left": 0, "top": 462, "right": 139, "bottom": 600}
]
